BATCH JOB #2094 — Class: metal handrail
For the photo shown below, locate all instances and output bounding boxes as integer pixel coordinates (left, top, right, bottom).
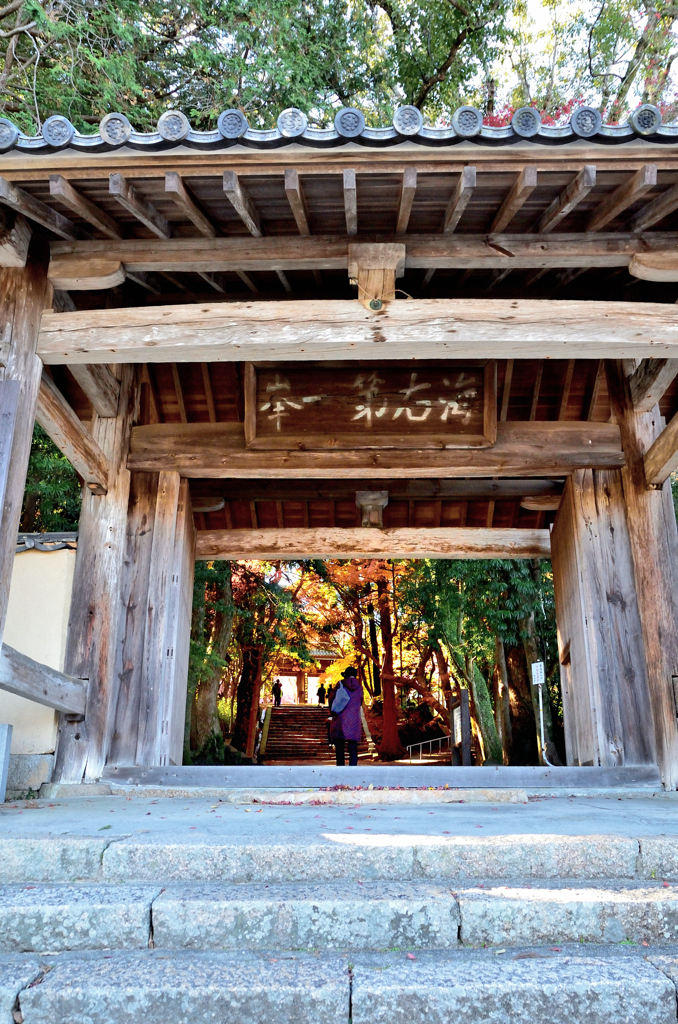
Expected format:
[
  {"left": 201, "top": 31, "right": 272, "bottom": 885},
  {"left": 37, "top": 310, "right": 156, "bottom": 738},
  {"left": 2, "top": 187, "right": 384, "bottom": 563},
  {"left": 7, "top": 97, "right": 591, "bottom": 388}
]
[{"left": 406, "top": 734, "right": 452, "bottom": 762}]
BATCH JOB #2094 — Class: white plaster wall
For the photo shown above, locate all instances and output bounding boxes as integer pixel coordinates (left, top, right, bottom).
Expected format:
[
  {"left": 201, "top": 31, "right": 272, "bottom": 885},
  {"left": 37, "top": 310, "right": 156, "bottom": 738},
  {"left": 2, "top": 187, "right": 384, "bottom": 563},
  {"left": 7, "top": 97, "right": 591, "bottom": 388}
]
[{"left": 1, "top": 548, "right": 76, "bottom": 754}]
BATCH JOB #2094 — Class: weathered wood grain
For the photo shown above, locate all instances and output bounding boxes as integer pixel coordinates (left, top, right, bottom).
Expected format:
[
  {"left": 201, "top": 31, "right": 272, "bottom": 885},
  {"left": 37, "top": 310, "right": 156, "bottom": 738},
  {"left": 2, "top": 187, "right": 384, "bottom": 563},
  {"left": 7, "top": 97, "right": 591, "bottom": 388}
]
[
  {"left": 284, "top": 169, "right": 310, "bottom": 236},
  {"left": 48, "top": 230, "right": 677, "bottom": 277},
  {"left": 443, "top": 167, "right": 476, "bottom": 234},
  {"left": 196, "top": 478, "right": 564, "bottom": 501},
  {"left": 36, "top": 372, "right": 110, "bottom": 493},
  {"left": 0, "top": 643, "right": 87, "bottom": 715},
  {"left": 68, "top": 363, "right": 121, "bottom": 418},
  {"left": 606, "top": 358, "right": 678, "bottom": 789},
  {"left": 165, "top": 172, "right": 216, "bottom": 238},
  {"left": 0, "top": 176, "right": 80, "bottom": 241},
  {"left": 491, "top": 166, "right": 538, "bottom": 233},
  {"left": 128, "top": 420, "right": 623, "bottom": 478},
  {"left": 163, "top": 479, "right": 196, "bottom": 768},
  {"left": 395, "top": 167, "right": 417, "bottom": 234},
  {"left": 48, "top": 258, "right": 125, "bottom": 291},
  {"left": 0, "top": 382, "right": 19, "bottom": 558},
  {"left": 628, "top": 358, "right": 678, "bottom": 413},
  {"left": 53, "top": 365, "right": 139, "bottom": 783},
  {"left": 49, "top": 175, "right": 122, "bottom": 240},
  {"left": 0, "top": 209, "right": 31, "bottom": 268},
  {"left": 223, "top": 171, "right": 261, "bottom": 237},
  {"left": 629, "top": 251, "right": 678, "bottom": 282},
  {"left": 0, "top": 264, "right": 52, "bottom": 647},
  {"left": 630, "top": 181, "right": 678, "bottom": 233},
  {"left": 109, "top": 173, "right": 170, "bottom": 239},
  {"left": 38, "top": 298, "right": 678, "bottom": 364},
  {"left": 195, "top": 526, "right": 551, "bottom": 560},
  {"left": 588, "top": 165, "right": 657, "bottom": 232},
  {"left": 643, "top": 408, "right": 678, "bottom": 485},
  {"left": 343, "top": 169, "right": 357, "bottom": 235}
]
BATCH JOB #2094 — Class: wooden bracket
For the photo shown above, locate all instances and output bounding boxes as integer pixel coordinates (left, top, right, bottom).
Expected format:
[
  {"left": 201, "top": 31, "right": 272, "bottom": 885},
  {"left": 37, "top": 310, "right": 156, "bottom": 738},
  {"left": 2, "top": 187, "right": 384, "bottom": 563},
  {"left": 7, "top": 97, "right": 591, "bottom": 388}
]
[
  {"left": 348, "top": 243, "right": 406, "bottom": 309},
  {"left": 356, "top": 490, "right": 389, "bottom": 527}
]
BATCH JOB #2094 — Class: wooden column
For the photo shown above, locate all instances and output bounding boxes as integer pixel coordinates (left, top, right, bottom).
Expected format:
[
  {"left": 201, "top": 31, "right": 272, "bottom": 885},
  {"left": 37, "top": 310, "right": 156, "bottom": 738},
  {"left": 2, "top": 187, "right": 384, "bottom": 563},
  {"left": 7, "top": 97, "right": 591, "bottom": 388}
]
[
  {"left": 551, "top": 470, "right": 656, "bottom": 768},
  {"left": 0, "top": 263, "right": 50, "bottom": 647},
  {"left": 606, "top": 360, "right": 678, "bottom": 788},
  {"left": 53, "top": 365, "right": 138, "bottom": 783}
]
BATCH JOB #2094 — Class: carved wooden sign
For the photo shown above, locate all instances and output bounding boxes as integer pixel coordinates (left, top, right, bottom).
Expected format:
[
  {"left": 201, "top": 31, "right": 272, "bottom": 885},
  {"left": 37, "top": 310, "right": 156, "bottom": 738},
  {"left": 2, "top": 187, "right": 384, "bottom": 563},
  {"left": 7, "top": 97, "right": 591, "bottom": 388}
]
[{"left": 245, "top": 361, "right": 496, "bottom": 450}]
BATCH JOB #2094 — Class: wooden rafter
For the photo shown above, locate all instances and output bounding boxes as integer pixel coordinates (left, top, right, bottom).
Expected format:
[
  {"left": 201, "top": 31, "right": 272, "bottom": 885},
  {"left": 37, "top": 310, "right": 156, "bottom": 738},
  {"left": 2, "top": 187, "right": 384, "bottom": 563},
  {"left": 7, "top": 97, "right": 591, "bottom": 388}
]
[
  {"left": 165, "top": 172, "right": 216, "bottom": 238},
  {"left": 284, "top": 169, "right": 310, "bottom": 235},
  {"left": 491, "top": 166, "right": 537, "bottom": 233},
  {"left": 585, "top": 359, "right": 605, "bottom": 421},
  {"left": 559, "top": 360, "right": 575, "bottom": 420},
  {"left": 587, "top": 165, "right": 657, "bottom": 232},
  {"left": 49, "top": 175, "right": 122, "bottom": 239},
  {"left": 343, "top": 169, "right": 358, "bottom": 235},
  {"left": 0, "top": 175, "right": 80, "bottom": 241},
  {"left": 529, "top": 360, "right": 544, "bottom": 420},
  {"left": 201, "top": 363, "right": 216, "bottom": 423},
  {"left": 396, "top": 167, "right": 417, "bottom": 234},
  {"left": 500, "top": 359, "right": 513, "bottom": 421},
  {"left": 537, "top": 166, "right": 596, "bottom": 234},
  {"left": 630, "top": 182, "right": 678, "bottom": 233},
  {"left": 443, "top": 167, "right": 476, "bottom": 233},
  {"left": 223, "top": 170, "right": 262, "bottom": 236},
  {"left": 170, "top": 363, "right": 187, "bottom": 422},
  {"left": 109, "top": 173, "right": 170, "bottom": 239}
]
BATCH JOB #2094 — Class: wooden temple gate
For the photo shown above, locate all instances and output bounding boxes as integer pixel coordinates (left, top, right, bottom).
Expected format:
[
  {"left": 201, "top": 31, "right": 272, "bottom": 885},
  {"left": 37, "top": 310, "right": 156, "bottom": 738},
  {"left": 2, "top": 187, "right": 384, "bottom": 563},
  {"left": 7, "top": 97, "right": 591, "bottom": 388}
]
[{"left": 1, "top": 105, "right": 678, "bottom": 784}]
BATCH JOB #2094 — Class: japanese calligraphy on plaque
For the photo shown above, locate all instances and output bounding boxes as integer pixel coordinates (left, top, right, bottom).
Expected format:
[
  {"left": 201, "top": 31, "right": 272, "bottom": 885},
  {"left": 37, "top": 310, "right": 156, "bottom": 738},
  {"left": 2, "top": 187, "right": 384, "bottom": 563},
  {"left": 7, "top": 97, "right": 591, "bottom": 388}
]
[{"left": 244, "top": 362, "right": 497, "bottom": 450}]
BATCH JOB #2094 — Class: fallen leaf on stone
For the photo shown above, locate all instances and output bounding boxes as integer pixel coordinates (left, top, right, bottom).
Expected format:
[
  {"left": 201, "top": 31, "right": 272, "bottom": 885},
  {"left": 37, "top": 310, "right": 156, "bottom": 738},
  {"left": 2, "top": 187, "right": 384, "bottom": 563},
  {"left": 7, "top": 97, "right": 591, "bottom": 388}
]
[
  {"left": 406, "top": 954, "right": 416, "bottom": 960},
  {"left": 493, "top": 949, "right": 506, "bottom": 955},
  {"left": 98, "top": 825, "right": 112, "bottom": 830}
]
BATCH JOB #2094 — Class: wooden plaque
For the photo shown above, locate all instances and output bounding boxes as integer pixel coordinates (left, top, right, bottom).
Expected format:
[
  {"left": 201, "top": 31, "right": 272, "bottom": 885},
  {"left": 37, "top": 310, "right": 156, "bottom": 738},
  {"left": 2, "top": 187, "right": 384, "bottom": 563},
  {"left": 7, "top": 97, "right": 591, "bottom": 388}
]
[{"left": 245, "top": 362, "right": 497, "bottom": 450}]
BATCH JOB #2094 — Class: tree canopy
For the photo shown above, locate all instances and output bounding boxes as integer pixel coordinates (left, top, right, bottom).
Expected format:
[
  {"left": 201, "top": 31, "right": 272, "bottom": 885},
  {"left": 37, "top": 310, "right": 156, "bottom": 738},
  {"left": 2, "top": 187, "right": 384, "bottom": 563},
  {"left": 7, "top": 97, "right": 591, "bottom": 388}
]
[{"left": 3, "top": 0, "right": 678, "bottom": 135}]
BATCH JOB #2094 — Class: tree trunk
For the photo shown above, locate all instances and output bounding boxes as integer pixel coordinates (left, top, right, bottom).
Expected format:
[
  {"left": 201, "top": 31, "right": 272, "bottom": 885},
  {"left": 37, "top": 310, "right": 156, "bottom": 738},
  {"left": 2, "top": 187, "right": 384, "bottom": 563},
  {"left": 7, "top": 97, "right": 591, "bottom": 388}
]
[
  {"left": 433, "top": 642, "right": 455, "bottom": 709},
  {"left": 494, "top": 634, "right": 512, "bottom": 764},
  {"left": 195, "top": 569, "right": 234, "bottom": 751},
  {"left": 184, "top": 569, "right": 206, "bottom": 764},
  {"left": 520, "top": 610, "right": 562, "bottom": 766},
  {"left": 366, "top": 594, "right": 382, "bottom": 697},
  {"left": 453, "top": 652, "right": 502, "bottom": 765},
  {"left": 376, "top": 577, "right": 404, "bottom": 760},
  {"left": 506, "top": 644, "right": 539, "bottom": 765},
  {"left": 232, "top": 646, "right": 262, "bottom": 754}
]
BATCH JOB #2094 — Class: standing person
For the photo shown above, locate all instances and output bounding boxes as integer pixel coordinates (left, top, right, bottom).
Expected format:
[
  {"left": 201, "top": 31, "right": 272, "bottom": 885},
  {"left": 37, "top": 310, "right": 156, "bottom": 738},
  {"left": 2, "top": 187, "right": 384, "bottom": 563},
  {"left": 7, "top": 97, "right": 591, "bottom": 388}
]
[
  {"left": 317, "top": 681, "right": 327, "bottom": 705},
  {"left": 329, "top": 667, "right": 363, "bottom": 766},
  {"left": 272, "top": 678, "right": 282, "bottom": 707}
]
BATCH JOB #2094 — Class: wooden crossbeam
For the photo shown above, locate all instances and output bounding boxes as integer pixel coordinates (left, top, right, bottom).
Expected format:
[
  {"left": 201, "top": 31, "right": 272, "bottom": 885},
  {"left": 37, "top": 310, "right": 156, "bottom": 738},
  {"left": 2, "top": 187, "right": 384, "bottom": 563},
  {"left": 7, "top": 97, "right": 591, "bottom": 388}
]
[
  {"left": 0, "top": 175, "right": 80, "bottom": 241},
  {"left": 69, "top": 364, "right": 120, "bottom": 418},
  {"left": 165, "top": 172, "right": 216, "bottom": 238},
  {"left": 629, "top": 358, "right": 678, "bottom": 413},
  {"left": 191, "top": 479, "right": 564, "bottom": 501},
  {"left": 644, "top": 410, "right": 678, "bottom": 485},
  {"left": 223, "top": 170, "right": 261, "bottom": 236},
  {"left": 38, "top": 298, "right": 678, "bottom": 365},
  {"left": 47, "top": 231, "right": 677, "bottom": 284},
  {"left": 128, "top": 420, "right": 623, "bottom": 479},
  {"left": 630, "top": 182, "right": 678, "bottom": 234},
  {"left": 109, "top": 173, "right": 170, "bottom": 239},
  {"left": 443, "top": 167, "right": 476, "bottom": 234},
  {"left": 537, "top": 166, "right": 596, "bottom": 233},
  {"left": 343, "top": 169, "right": 358, "bottom": 235},
  {"left": 195, "top": 526, "right": 551, "bottom": 560},
  {"left": 396, "top": 167, "right": 417, "bottom": 234},
  {"left": 36, "top": 372, "right": 110, "bottom": 493},
  {"left": 0, "top": 643, "right": 87, "bottom": 715},
  {"left": 49, "top": 175, "right": 122, "bottom": 240},
  {"left": 491, "top": 167, "right": 537, "bottom": 233},
  {"left": 587, "top": 165, "right": 657, "bottom": 232}
]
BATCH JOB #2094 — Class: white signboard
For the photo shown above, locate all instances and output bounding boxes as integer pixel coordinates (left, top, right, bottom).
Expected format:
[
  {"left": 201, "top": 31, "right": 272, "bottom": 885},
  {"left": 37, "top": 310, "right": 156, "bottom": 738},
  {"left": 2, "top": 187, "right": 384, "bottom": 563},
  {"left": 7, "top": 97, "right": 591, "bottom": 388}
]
[
  {"left": 453, "top": 705, "right": 462, "bottom": 746},
  {"left": 531, "top": 661, "right": 545, "bottom": 687}
]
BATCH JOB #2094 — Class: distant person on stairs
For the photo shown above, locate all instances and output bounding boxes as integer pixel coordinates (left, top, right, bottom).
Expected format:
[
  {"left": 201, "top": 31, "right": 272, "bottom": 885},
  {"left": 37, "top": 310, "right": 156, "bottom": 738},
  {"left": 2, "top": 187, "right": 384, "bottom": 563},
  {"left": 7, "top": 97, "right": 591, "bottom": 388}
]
[
  {"left": 317, "top": 681, "right": 327, "bottom": 705},
  {"left": 329, "top": 667, "right": 363, "bottom": 766},
  {"left": 272, "top": 678, "right": 282, "bottom": 707}
]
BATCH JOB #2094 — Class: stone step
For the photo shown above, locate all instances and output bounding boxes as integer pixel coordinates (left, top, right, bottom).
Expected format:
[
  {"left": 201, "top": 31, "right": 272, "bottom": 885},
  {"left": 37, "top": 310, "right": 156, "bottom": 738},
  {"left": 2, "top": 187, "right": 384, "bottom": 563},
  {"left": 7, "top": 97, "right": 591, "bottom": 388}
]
[
  {"left": 6, "top": 947, "right": 678, "bottom": 1024},
  {"left": 4, "top": 833, "right": 678, "bottom": 885},
  {"left": 5, "top": 880, "right": 678, "bottom": 954}
]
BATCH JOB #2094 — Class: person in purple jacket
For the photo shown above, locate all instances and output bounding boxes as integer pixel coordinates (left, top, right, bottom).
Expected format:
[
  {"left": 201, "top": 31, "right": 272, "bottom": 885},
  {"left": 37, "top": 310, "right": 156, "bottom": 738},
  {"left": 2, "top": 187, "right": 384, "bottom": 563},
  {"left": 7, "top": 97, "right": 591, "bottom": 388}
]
[{"left": 329, "top": 667, "right": 363, "bottom": 766}]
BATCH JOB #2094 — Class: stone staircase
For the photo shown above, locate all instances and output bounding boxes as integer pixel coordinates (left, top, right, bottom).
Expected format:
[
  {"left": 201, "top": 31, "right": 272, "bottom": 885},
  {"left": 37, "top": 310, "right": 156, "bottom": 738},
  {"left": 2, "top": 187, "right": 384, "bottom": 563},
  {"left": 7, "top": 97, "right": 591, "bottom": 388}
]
[
  {"left": 263, "top": 705, "right": 331, "bottom": 761},
  {"left": 3, "top": 814, "right": 678, "bottom": 1021}
]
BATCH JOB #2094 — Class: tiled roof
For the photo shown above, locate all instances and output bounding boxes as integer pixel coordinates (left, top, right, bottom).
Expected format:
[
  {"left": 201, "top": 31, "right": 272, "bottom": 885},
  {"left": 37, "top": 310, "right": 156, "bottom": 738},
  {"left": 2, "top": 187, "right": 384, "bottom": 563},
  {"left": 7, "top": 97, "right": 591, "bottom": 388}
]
[{"left": 2, "top": 102, "right": 678, "bottom": 154}]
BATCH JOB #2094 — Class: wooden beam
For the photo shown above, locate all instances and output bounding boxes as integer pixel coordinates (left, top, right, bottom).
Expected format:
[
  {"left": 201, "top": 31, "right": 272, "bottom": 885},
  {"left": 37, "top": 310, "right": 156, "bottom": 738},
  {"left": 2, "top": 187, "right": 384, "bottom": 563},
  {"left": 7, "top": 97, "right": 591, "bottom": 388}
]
[
  {"left": 587, "top": 165, "right": 657, "bottom": 232},
  {"left": 629, "top": 358, "right": 678, "bottom": 413},
  {"left": 521, "top": 494, "right": 561, "bottom": 511},
  {"left": 48, "top": 258, "right": 125, "bottom": 291},
  {"left": 529, "top": 360, "right": 543, "bottom": 421},
  {"left": 128, "top": 420, "right": 623, "bottom": 479},
  {"left": 109, "top": 173, "right": 170, "bottom": 239},
  {"left": 559, "top": 360, "right": 575, "bottom": 420},
  {"left": 165, "top": 172, "right": 216, "bottom": 238},
  {"left": 197, "top": 272, "right": 225, "bottom": 292},
  {"left": 36, "top": 372, "right": 110, "bottom": 493},
  {"left": 0, "top": 175, "right": 80, "bottom": 241},
  {"left": 630, "top": 182, "right": 678, "bottom": 234},
  {"left": 38, "top": 298, "right": 678, "bottom": 365},
  {"left": 49, "top": 175, "right": 122, "bottom": 240},
  {"left": 343, "top": 169, "right": 358, "bottom": 236},
  {"left": 643, "top": 409, "right": 678, "bottom": 485},
  {"left": 491, "top": 166, "right": 538, "bottom": 233},
  {"left": 48, "top": 230, "right": 677, "bottom": 284},
  {"left": 68, "top": 363, "right": 120, "bottom": 418},
  {"left": 0, "top": 209, "right": 31, "bottom": 268},
  {"left": 284, "top": 169, "right": 310, "bottom": 235},
  {"left": 443, "top": 167, "right": 476, "bottom": 234},
  {"left": 193, "top": 478, "right": 564, "bottom": 502},
  {"left": 0, "top": 643, "right": 87, "bottom": 715},
  {"left": 500, "top": 359, "right": 513, "bottom": 421},
  {"left": 171, "top": 363, "right": 187, "bottom": 423},
  {"left": 196, "top": 526, "right": 551, "bottom": 560},
  {"left": 223, "top": 170, "right": 261, "bottom": 236},
  {"left": 202, "top": 363, "right": 216, "bottom": 423},
  {"left": 585, "top": 359, "right": 605, "bottom": 421},
  {"left": 396, "top": 167, "right": 417, "bottom": 234},
  {"left": 537, "top": 165, "right": 596, "bottom": 233}
]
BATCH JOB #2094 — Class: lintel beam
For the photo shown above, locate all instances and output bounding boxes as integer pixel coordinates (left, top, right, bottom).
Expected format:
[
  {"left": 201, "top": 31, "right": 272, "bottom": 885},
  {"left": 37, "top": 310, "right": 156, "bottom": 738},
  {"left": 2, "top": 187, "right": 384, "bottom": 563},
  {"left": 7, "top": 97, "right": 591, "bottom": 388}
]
[
  {"left": 629, "top": 358, "right": 678, "bottom": 413},
  {"left": 36, "top": 372, "right": 110, "bottom": 493},
  {"left": 38, "top": 297, "right": 678, "bottom": 364},
  {"left": 0, "top": 642, "right": 87, "bottom": 715},
  {"left": 195, "top": 526, "right": 551, "bottom": 561},
  {"left": 128, "top": 420, "right": 623, "bottom": 479}
]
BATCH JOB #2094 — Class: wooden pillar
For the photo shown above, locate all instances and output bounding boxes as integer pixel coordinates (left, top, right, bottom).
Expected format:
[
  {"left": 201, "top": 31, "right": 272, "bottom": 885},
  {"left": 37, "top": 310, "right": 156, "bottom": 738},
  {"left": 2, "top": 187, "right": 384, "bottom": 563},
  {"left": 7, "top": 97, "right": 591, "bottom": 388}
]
[
  {"left": 606, "top": 360, "right": 678, "bottom": 788},
  {"left": 551, "top": 470, "right": 656, "bottom": 768},
  {"left": 0, "top": 262, "right": 50, "bottom": 647},
  {"left": 53, "top": 365, "right": 138, "bottom": 782}
]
